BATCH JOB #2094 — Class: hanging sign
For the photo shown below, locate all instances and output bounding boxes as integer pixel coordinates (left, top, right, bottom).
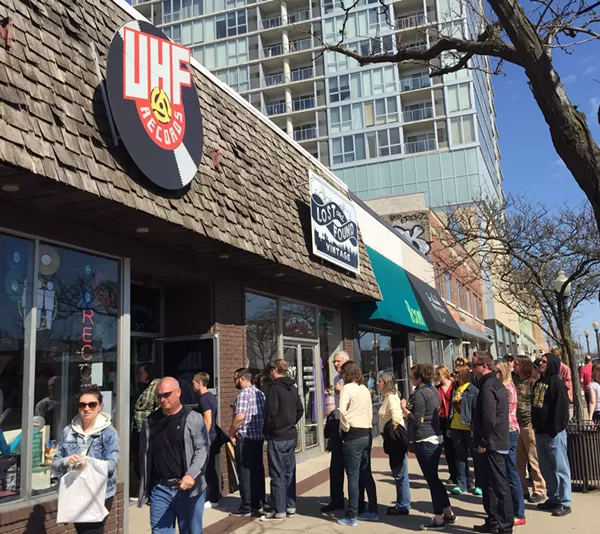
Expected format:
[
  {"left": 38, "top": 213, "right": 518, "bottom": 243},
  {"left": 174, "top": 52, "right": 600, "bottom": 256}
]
[
  {"left": 106, "top": 21, "right": 203, "bottom": 191},
  {"left": 309, "top": 172, "right": 360, "bottom": 274}
]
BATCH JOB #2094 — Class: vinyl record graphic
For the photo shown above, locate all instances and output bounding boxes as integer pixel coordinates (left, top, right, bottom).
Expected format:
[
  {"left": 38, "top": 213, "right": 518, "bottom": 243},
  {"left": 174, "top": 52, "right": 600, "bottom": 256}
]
[
  {"left": 38, "top": 245, "right": 60, "bottom": 276},
  {"left": 106, "top": 21, "right": 203, "bottom": 191}
]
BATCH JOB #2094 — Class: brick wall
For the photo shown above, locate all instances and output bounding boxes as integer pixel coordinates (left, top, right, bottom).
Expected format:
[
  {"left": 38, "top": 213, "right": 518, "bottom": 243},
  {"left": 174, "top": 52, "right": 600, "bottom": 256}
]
[{"left": 0, "top": 486, "right": 124, "bottom": 534}]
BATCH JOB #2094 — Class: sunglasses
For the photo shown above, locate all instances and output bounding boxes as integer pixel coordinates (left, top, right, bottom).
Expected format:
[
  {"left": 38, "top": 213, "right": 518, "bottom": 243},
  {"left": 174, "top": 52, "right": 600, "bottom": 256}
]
[
  {"left": 472, "top": 362, "right": 484, "bottom": 367},
  {"left": 156, "top": 389, "right": 177, "bottom": 400},
  {"left": 78, "top": 401, "right": 99, "bottom": 410}
]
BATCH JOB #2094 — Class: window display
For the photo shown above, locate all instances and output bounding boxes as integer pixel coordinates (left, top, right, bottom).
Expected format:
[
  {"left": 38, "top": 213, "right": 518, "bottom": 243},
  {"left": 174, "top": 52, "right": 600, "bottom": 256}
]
[
  {"left": 0, "top": 233, "right": 34, "bottom": 503},
  {"left": 282, "top": 301, "right": 316, "bottom": 338},
  {"left": 33, "top": 245, "right": 119, "bottom": 495},
  {"left": 245, "top": 292, "right": 278, "bottom": 379}
]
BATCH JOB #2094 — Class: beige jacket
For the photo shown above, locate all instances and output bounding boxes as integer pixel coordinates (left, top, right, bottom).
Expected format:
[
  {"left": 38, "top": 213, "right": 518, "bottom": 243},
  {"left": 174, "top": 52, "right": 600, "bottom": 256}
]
[
  {"left": 339, "top": 382, "right": 372, "bottom": 433},
  {"left": 378, "top": 392, "right": 404, "bottom": 431}
]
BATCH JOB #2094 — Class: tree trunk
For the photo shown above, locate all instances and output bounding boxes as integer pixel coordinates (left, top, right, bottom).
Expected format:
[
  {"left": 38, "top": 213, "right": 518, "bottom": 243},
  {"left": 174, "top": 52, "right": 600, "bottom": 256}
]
[
  {"left": 488, "top": 0, "right": 600, "bottom": 231},
  {"left": 563, "top": 329, "right": 586, "bottom": 421}
]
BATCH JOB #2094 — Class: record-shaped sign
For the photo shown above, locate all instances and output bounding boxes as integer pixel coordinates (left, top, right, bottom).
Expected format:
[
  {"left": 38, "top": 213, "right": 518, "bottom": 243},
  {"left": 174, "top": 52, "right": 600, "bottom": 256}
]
[
  {"left": 38, "top": 245, "right": 60, "bottom": 276},
  {"left": 106, "top": 21, "right": 203, "bottom": 191}
]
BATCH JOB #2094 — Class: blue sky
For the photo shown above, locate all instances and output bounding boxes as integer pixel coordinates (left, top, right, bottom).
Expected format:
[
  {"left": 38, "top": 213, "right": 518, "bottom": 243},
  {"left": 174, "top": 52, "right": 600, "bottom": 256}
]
[{"left": 492, "top": 41, "right": 600, "bottom": 351}]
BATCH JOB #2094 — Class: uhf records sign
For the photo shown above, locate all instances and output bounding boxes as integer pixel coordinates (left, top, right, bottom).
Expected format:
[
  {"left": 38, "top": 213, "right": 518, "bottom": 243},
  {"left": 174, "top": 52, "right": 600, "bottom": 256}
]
[
  {"left": 106, "top": 21, "right": 203, "bottom": 191},
  {"left": 310, "top": 172, "right": 360, "bottom": 274}
]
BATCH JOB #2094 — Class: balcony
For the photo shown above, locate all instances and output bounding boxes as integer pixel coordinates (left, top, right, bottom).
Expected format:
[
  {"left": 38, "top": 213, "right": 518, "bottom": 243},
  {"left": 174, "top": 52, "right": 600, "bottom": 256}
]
[
  {"left": 288, "top": 9, "right": 311, "bottom": 24},
  {"left": 262, "top": 43, "right": 284, "bottom": 57},
  {"left": 399, "top": 74, "right": 431, "bottom": 92},
  {"left": 288, "top": 37, "right": 312, "bottom": 53},
  {"left": 404, "top": 138, "right": 437, "bottom": 154},
  {"left": 294, "top": 126, "right": 317, "bottom": 141},
  {"left": 396, "top": 13, "right": 426, "bottom": 30},
  {"left": 291, "top": 66, "right": 314, "bottom": 82},
  {"left": 292, "top": 96, "right": 316, "bottom": 111},
  {"left": 402, "top": 106, "right": 433, "bottom": 122},
  {"left": 265, "top": 102, "right": 286, "bottom": 115},
  {"left": 264, "top": 72, "right": 284, "bottom": 86},
  {"left": 261, "top": 15, "right": 282, "bottom": 29}
]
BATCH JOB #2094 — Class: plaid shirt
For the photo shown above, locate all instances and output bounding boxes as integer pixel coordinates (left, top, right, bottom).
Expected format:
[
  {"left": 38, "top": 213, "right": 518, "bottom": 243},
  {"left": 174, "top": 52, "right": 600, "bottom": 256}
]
[
  {"left": 234, "top": 385, "right": 265, "bottom": 440},
  {"left": 133, "top": 378, "right": 160, "bottom": 432}
]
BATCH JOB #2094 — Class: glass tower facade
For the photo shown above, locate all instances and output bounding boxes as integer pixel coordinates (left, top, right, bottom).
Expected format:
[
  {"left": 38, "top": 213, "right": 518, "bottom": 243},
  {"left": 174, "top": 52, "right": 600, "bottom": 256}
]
[{"left": 133, "top": 0, "right": 503, "bottom": 207}]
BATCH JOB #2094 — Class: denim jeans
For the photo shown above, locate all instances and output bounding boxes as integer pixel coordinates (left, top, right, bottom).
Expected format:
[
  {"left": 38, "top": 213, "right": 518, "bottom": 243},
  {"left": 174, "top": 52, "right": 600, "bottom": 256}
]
[
  {"left": 236, "top": 436, "right": 265, "bottom": 513},
  {"left": 414, "top": 440, "right": 450, "bottom": 515},
  {"left": 149, "top": 484, "right": 206, "bottom": 534},
  {"left": 506, "top": 431, "right": 525, "bottom": 519},
  {"left": 391, "top": 454, "right": 411, "bottom": 512},
  {"left": 267, "top": 439, "right": 297, "bottom": 516},
  {"left": 451, "top": 428, "right": 473, "bottom": 491},
  {"left": 536, "top": 430, "right": 572, "bottom": 507},
  {"left": 342, "top": 435, "right": 377, "bottom": 518}
]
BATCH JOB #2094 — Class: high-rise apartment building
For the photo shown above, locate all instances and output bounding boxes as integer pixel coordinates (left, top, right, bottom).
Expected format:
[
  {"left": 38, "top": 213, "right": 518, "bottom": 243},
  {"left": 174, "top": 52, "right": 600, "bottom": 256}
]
[{"left": 132, "top": 0, "right": 503, "bottom": 207}]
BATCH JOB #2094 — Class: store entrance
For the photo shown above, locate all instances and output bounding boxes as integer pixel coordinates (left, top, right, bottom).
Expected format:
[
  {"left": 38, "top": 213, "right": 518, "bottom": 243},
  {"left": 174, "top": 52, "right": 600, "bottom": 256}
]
[{"left": 283, "top": 343, "right": 321, "bottom": 453}]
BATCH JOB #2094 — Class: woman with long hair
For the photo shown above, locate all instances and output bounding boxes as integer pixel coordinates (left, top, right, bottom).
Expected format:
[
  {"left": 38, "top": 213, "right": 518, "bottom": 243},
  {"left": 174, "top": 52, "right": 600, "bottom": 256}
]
[
  {"left": 337, "top": 361, "right": 378, "bottom": 526},
  {"left": 495, "top": 360, "right": 526, "bottom": 526},
  {"left": 402, "top": 364, "right": 455, "bottom": 530},
  {"left": 448, "top": 365, "right": 481, "bottom": 496},
  {"left": 436, "top": 365, "right": 458, "bottom": 486},
  {"left": 587, "top": 362, "right": 600, "bottom": 422},
  {"left": 378, "top": 372, "right": 410, "bottom": 516},
  {"left": 514, "top": 356, "right": 546, "bottom": 504},
  {"left": 53, "top": 386, "right": 120, "bottom": 534}
]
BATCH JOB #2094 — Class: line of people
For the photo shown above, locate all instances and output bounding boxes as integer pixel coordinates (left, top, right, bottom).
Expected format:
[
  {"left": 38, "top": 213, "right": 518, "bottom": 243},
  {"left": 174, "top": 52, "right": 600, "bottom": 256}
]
[{"left": 47, "top": 348, "right": 582, "bottom": 534}]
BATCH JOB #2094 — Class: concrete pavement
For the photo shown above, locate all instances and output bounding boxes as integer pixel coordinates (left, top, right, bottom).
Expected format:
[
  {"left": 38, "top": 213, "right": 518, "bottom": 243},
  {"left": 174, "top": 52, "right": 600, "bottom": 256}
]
[{"left": 129, "top": 448, "right": 595, "bottom": 533}]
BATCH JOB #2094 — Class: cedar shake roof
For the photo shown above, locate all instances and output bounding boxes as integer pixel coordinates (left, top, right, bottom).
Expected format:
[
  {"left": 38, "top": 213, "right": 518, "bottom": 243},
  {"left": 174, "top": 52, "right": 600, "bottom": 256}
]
[{"left": 0, "top": 0, "right": 381, "bottom": 300}]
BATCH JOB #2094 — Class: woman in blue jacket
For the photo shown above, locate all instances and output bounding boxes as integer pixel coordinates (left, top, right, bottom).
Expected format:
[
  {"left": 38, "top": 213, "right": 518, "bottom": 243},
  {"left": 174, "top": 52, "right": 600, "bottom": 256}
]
[{"left": 53, "top": 385, "right": 120, "bottom": 534}]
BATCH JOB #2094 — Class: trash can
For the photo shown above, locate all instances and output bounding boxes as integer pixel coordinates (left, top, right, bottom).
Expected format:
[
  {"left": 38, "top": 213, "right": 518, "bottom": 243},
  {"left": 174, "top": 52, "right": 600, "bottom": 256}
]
[{"left": 567, "top": 420, "right": 600, "bottom": 492}]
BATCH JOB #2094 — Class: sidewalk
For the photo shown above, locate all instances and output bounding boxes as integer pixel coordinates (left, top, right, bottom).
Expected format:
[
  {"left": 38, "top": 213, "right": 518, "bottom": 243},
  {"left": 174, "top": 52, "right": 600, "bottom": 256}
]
[{"left": 129, "top": 448, "right": 595, "bottom": 533}]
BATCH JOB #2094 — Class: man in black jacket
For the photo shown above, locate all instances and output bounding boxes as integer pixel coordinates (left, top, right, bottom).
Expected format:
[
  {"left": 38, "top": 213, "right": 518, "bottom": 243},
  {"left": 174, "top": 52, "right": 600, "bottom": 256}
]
[
  {"left": 532, "top": 353, "right": 571, "bottom": 517},
  {"left": 472, "top": 351, "right": 514, "bottom": 534},
  {"left": 261, "top": 359, "right": 303, "bottom": 522}
]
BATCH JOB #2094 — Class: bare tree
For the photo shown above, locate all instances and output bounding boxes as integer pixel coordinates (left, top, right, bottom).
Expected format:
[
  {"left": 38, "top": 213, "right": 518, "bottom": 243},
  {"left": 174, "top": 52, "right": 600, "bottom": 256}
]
[
  {"left": 441, "top": 197, "right": 600, "bottom": 419},
  {"left": 324, "top": 0, "right": 600, "bottom": 229}
]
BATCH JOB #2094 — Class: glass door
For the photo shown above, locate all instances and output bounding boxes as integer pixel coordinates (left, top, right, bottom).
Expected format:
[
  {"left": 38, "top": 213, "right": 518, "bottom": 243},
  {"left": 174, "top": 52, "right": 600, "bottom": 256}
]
[{"left": 283, "top": 343, "right": 319, "bottom": 452}]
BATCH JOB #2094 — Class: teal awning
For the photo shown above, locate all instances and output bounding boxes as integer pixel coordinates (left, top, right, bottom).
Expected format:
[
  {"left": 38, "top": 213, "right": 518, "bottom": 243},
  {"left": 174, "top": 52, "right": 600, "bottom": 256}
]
[{"left": 355, "top": 246, "right": 429, "bottom": 332}]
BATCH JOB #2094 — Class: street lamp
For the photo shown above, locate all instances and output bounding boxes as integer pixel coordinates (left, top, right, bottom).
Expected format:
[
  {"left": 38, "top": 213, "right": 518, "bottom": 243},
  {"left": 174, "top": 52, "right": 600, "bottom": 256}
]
[
  {"left": 593, "top": 319, "right": 599, "bottom": 355},
  {"left": 584, "top": 328, "right": 591, "bottom": 355},
  {"left": 554, "top": 269, "right": 572, "bottom": 295}
]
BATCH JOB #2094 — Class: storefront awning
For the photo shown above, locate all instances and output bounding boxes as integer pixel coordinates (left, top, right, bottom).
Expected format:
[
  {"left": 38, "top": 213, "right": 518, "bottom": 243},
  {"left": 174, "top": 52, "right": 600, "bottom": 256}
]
[
  {"left": 355, "top": 246, "right": 429, "bottom": 332},
  {"left": 405, "top": 272, "right": 462, "bottom": 339}
]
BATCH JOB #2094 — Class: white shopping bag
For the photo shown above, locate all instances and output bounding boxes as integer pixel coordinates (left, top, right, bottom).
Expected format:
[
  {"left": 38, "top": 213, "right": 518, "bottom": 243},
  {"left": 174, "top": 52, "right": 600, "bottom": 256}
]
[{"left": 57, "top": 457, "right": 109, "bottom": 524}]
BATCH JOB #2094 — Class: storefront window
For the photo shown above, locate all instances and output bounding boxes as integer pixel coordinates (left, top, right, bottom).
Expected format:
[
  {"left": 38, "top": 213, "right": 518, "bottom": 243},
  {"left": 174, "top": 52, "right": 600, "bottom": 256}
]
[
  {"left": 33, "top": 244, "right": 119, "bottom": 495},
  {"left": 131, "top": 285, "right": 161, "bottom": 333},
  {"left": 282, "top": 301, "right": 316, "bottom": 338},
  {"left": 245, "top": 292, "right": 278, "bottom": 383},
  {"left": 0, "top": 233, "right": 34, "bottom": 503},
  {"left": 319, "top": 310, "right": 341, "bottom": 416}
]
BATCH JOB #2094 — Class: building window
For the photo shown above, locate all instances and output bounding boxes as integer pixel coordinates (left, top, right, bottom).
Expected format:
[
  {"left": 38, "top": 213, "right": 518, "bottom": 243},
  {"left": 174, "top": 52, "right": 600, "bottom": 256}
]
[
  {"left": 447, "top": 82, "right": 472, "bottom": 112},
  {"left": 376, "top": 127, "right": 401, "bottom": 157},
  {"left": 245, "top": 292, "right": 278, "bottom": 372},
  {"left": 435, "top": 264, "right": 442, "bottom": 291},
  {"left": 465, "top": 287, "right": 471, "bottom": 313},
  {"left": 282, "top": 301, "right": 316, "bottom": 338},
  {"left": 329, "top": 75, "right": 351, "bottom": 103},
  {"left": 216, "top": 9, "right": 247, "bottom": 38},
  {"left": 332, "top": 134, "right": 366, "bottom": 164},
  {"left": 456, "top": 281, "right": 463, "bottom": 309},
  {"left": 320, "top": 310, "right": 342, "bottom": 414},
  {"left": 450, "top": 115, "right": 476, "bottom": 145},
  {"left": 444, "top": 272, "right": 452, "bottom": 302}
]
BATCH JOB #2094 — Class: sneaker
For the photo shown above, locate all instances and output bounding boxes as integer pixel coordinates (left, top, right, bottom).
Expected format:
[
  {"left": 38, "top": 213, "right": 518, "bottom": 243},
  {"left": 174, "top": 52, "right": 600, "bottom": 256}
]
[
  {"left": 204, "top": 501, "right": 212, "bottom": 510},
  {"left": 251, "top": 509, "right": 264, "bottom": 517},
  {"left": 473, "top": 523, "right": 498, "bottom": 533},
  {"left": 552, "top": 505, "right": 572, "bottom": 517},
  {"left": 229, "top": 510, "right": 251, "bottom": 517},
  {"left": 514, "top": 518, "right": 526, "bottom": 526},
  {"left": 386, "top": 506, "right": 410, "bottom": 516},
  {"left": 443, "top": 514, "right": 457, "bottom": 524},
  {"left": 321, "top": 502, "right": 344, "bottom": 513},
  {"left": 209, "top": 502, "right": 220, "bottom": 509},
  {"left": 420, "top": 519, "right": 446, "bottom": 530},
  {"left": 450, "top": 487, "right": 464, "bottom": 495},
  {"left": 260, "top": 513, "right": 286, "bottom": 522},
  {"left": 537, "top": 500, "right": 560, "bottom": 511},
  {"left": 528, "top": 493, "right": 544, "bottom": 504},
  {"left": 472, "top": 487, "right": 483, "bottom": 496},
  {"left": 286, "top": 508, "right": 296, "bottom": 518},
  {"left": 357, "top": 512, "right": 380, "bottom": 522},
  {"left": 337, "top": 517, "right": 359, "bottom": 527}
]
